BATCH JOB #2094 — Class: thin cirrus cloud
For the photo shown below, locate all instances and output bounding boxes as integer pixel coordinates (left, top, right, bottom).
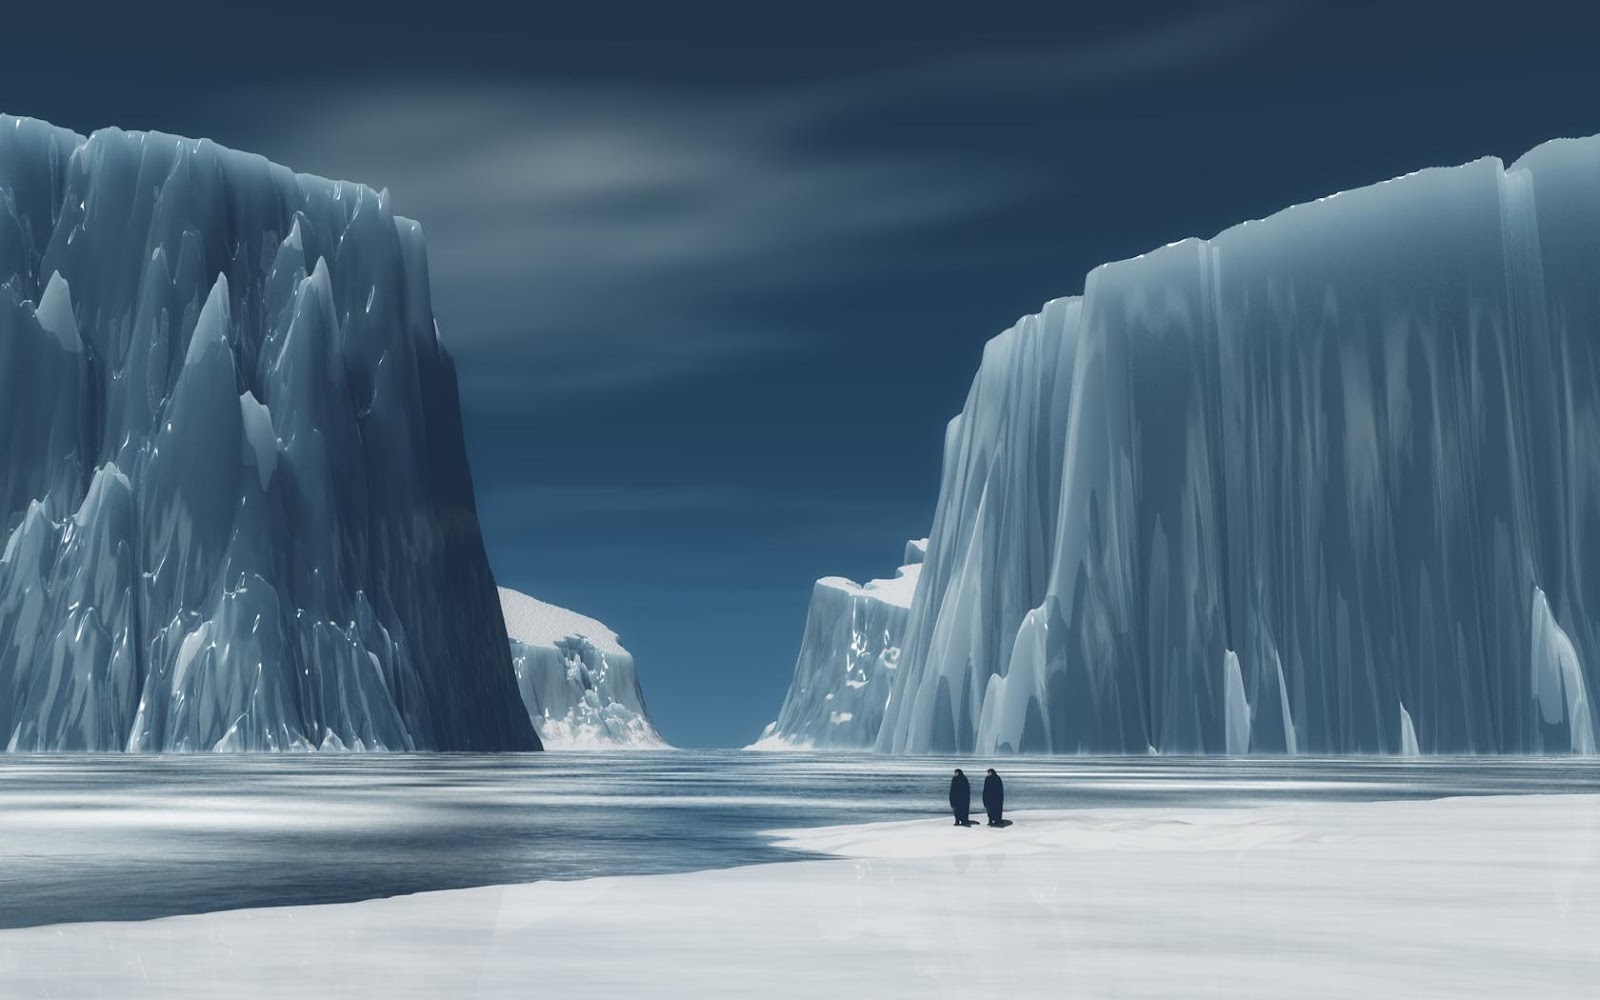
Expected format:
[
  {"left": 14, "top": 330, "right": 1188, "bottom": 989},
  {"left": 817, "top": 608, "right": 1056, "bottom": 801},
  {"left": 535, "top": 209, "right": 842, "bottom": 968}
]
[
  {"left": 214, "top": 87, "right": 1027, "bottom": 400},
  {"left": 821, "top": 1, "right": 1306, "bottom": 109},
  {"left": 207, "top": 3, "right": 1298, "bottom": 401}
]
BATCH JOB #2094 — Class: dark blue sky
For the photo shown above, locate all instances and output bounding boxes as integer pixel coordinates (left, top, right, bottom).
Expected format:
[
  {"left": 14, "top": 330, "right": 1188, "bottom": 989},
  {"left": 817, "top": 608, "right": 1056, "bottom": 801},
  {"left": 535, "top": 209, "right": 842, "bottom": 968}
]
[{"left": 7, "top": 1, "right": 1598, "bottom": 745}]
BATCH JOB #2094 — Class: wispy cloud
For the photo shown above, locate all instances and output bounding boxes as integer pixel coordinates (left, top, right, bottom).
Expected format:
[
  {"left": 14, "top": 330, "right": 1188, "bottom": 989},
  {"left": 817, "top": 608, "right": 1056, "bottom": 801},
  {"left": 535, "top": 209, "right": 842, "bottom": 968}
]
[
  {"left": 808, "top": 2, "right": 1306, "bottom": 109},
  {"left": 212, "top": 85, "right": 1025, "bottom": 398},
  {"left": 193, "top": 3, "right": 1297, "bottom": 401}
]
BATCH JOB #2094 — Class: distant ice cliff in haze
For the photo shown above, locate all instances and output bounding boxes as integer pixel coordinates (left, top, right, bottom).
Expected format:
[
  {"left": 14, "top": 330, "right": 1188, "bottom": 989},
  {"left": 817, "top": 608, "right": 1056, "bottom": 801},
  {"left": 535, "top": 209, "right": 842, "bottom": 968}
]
[
  {"left": 499, "top": 587, "right": 665, "bottom": 748},
  {"left": 751, "top": 540, "right": 925, "bottom": 749},
  {"left": 0, "top": 116, "right": 538, "bottom": 751}
]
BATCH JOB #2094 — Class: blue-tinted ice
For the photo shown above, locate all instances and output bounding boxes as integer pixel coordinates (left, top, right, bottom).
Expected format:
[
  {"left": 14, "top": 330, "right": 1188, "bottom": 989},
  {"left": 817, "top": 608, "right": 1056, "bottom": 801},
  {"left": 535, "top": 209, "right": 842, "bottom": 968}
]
[
  {"left": 0, "top": 117, "right": 537, "bottom": 751},
  {"left": 872, "top": 138, "right": 1600, "bottom": 754}
]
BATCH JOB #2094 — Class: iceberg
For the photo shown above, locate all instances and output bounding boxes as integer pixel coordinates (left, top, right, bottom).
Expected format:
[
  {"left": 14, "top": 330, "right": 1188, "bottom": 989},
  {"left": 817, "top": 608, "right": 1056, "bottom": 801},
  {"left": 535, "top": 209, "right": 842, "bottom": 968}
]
[
  {"left": 875, "top": 133, "right": 1600, "bottom": 754},
  {"left": 0, "top": 116, "right": 537, "bottom": 751},
  {"left": 751, "top": 540, "right": 925, "bottom": 750},
  {"left": 500, "top": 587, "right": 665, "bottom": 748}
]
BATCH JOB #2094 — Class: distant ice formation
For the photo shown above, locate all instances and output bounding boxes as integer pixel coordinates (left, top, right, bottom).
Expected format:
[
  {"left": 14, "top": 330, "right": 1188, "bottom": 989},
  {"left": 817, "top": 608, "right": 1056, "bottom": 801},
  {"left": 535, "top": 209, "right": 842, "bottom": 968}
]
[
  {"left": 500, "top": 587, "right": 665, "bottom": 748},
  {"left": 751, "top": 540, "right": 926, "bottom": 750},
  {"left": 888, "top": 135, "right": 1600, "bottom": 755},
  {"left": 0, "top": 116, "right": 537, "bottom": 751}
]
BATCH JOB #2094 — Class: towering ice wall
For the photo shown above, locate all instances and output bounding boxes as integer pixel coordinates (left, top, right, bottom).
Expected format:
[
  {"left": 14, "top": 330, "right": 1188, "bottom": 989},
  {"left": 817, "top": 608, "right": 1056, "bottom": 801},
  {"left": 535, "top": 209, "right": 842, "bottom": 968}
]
[
  {"left": 752, "top": 541, "right": 926, "bottom": 750},
  {"left": 879, "top": 135, "right": 1600, "bottom": 755},
  {"left": 499, "top": 587, "right": 665, "bottom": 748},
  {"left": 0, "top": 116, "right": 538, "bottom": 751}
]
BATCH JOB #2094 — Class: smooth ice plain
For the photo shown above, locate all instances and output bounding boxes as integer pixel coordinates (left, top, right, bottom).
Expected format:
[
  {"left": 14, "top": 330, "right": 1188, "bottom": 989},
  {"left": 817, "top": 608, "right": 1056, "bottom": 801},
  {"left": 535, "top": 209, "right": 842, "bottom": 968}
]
[{"left": 1, "top": 754, "right": 1597, "bottom": 997}]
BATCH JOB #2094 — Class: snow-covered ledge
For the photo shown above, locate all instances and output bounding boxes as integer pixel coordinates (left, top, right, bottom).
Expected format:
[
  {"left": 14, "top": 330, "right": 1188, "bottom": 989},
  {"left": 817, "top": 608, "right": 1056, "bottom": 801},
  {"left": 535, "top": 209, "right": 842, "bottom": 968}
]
[{"left": 499, "top": 587, "right": 667, "bottom": 749}]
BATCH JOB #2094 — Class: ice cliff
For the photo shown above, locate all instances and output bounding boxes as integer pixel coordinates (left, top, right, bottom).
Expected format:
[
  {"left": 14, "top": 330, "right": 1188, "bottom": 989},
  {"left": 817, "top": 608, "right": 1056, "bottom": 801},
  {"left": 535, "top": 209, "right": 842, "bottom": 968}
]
[
  {"left": 0, "top": 116, "right": 538, "bottom": 751},
  {"left": 751, "top": 540, "right": 925, "bottom": 749},
  {"left": 870, "top": 134, "right": 1600, "bottom": 754},
  {"left": 499, "top": 587, "right": 664, "bottom": 748}
]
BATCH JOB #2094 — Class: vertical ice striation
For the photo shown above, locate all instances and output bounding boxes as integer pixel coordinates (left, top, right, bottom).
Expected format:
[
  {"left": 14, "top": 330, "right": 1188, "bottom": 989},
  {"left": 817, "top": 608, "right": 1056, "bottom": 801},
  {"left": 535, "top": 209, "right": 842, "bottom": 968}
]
[
  {"left": 499, "top": 587, "right": 664, "bottom": 748},
  {"left": 0, "top": 116, "right": 537, "bottom": 751},
  {"left": 752, "top": 544, "right": 925, "bottom": 750},
  {"left": 1529, "top": 587, "right": 1595, "bottom": 754},
  {"left": 1398, "top": 704, "right": 1421, "bottom": 757},
  {"left": 1223, "top": 650, "right": 1251, "bottom": 756},
  {"left": 877, "top": 300, "right": 1082, "bottom": 753},
  {"left": 876, "top": 133, "right": 1600, "bottom": 755}
]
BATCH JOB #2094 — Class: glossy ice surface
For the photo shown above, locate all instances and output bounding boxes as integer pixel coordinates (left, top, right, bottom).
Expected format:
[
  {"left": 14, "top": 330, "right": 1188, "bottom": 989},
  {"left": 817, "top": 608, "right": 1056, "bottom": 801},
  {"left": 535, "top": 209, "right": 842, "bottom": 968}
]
[
  {"left": 878, "top": 136, "right": 1600, "bottom": 754},
  {"left": 0, "top": 116, "right": 535, "bottom": 752},
  {"left": 1, "top": 752, "right": 1595, "bottom": 929}
]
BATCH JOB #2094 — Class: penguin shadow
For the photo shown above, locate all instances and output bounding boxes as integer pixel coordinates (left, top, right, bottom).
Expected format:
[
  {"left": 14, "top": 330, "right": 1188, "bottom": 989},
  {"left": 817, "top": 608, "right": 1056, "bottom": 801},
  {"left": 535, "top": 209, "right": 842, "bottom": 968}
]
[
  {"left": 986, "top": 819, "right": 1014, "bottom": 829},
  {"left": 955, "top": 819, "right": 981, "bottom": 827}
]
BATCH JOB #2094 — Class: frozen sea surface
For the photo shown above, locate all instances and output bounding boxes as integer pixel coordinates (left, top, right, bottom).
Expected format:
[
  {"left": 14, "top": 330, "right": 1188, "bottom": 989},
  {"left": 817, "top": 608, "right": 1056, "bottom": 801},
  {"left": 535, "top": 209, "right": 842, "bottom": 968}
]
[
  {"left": 1, "top": 752, "right": 1597, "bottom": 928},
  {"left": 6, "top": 795, "right": 1599, "bottom": 998}
]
